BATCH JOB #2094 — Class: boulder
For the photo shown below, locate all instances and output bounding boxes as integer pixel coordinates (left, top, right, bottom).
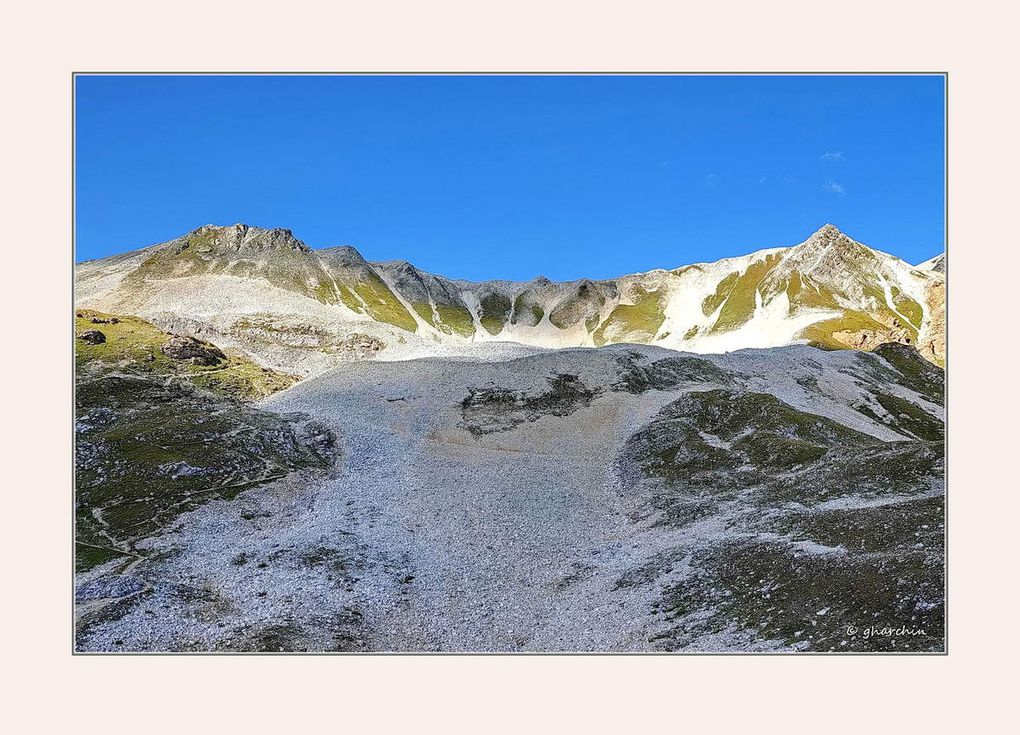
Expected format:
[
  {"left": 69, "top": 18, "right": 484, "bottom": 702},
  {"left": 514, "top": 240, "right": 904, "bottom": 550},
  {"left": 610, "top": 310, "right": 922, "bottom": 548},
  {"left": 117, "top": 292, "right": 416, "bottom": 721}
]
[
  {"left": 161, "top": 334, "right": 225, "bottom": 366},
  {"left": 79, "top": 330, "right": 106, "bottom": 345}
]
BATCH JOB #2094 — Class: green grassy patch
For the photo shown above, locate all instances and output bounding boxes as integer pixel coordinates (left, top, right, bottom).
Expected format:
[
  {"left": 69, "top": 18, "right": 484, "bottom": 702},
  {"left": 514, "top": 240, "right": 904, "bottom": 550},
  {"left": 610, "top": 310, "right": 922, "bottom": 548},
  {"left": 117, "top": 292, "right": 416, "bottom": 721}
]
[
  {"left": 592, "top": 286, "right": 665, "bottom": 346},
  {"left": 709, "top": 253, "right": 783, "bottom": 333},
  {"left": 411, "top": 302, "right": 476, "bottom": 338},
  {"left": 510, "top": 293, "right": 544, "bottom": 327},
  {"left": 890, "top": 287, "right": 924, "bottom": 329},
  {"left": 75, "top": 374, "right": 334, "bottom": 573},
  {"left": 799, "top": 310, "right": 905, "bottom": 351},
  {"left": 479, "top": 292, "right": 512, "bottom": 335},
  {"left": 625, "top": 389, "right": 874, "bottom": 494},
  {"left": 656, "top": 537, "right": 943, "bottom": 652},
  {"left": 872, "top": 392, "right": 944, "bottom": 441},
  {"left": 672, "top": 264, "right": 704, "bottom": 277},
  {"left": 870, "top": 343, "right": 945, "bottom": 405},
  {"left": 76, "top": 309, "right": 298, "bottom": 400},
  {"left": 352, "top": 274, "right": 418, "bottom": 332},
  {"left": 701, "top": 272, "right": 738, "bottom": 316},
  {"left": 436, "top": 304, "right": 476, "bottom": 338}
]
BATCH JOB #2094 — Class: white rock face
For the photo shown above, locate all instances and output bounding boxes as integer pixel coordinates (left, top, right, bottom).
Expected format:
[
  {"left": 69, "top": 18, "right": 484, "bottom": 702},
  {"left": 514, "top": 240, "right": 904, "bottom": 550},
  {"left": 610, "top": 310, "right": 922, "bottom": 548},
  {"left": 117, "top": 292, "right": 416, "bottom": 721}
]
[{"left": 76, "top": 223, "right": 946, "bottom": 374}]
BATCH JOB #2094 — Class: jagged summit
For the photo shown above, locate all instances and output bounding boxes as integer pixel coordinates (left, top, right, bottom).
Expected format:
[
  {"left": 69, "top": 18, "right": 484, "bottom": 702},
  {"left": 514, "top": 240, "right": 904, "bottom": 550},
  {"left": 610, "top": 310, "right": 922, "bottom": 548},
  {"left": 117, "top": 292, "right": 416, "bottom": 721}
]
[
  {"left": 811, "top": 223, "right": 844, "bottom": 239},
  {"left": 185, "top": 223, "right": 311, "bottom": 254},
  {"left": 799, "top": 223, "right": 862, "bottom": 252},
  {"left": 785, "top": 223, "right": 881, "bottom": 276}
]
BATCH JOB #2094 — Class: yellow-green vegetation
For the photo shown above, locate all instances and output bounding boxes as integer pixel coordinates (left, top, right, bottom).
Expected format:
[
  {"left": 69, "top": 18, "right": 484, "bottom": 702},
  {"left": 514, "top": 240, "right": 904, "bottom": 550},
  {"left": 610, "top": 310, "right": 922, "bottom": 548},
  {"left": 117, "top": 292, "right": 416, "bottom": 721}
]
[
  {"left": 709, "top": 253, "right": 783, "bottom": 333},
  {"left": 672, "top": 264, "right": 704, "bottom": 277},
  {"left": 76, "top": 309, "right": 298, "bottom": 400},
  {"left": 627, "top": 389, "right": 874, "bottom": 492},
  {"left": 437, "top": 304, "right": 476, "bottom": 337},
  {"left": 683, "top": 326, "right": 699, "bottom": 340},
  {"left": 129, "top": 237, "right": 339, "bottom": 307},
  {"left": 126, "top": 238, "right": 217, "bottom": 283},
  {"left": 76, "top": 310, "right": 174, "bottom": 371},
  {"left": 592, "top": 286, "right": 666, "bottom": 347},
  {"left": 872, "top": 392, "right": 944, "bottom": 442},
  {"left": 479, "top": 292, "right": 512, "bottom": 335},
  {"left": 657, "top": 529, "right": 943, "bottom": 652},
  {"left": 857, "top": 282, "right": 919, "bottom": 341},
  {"left": 783, "top": 272, "right": 922, "bottom": 351},
  {"left": 784, "top": 271, "right": 840, "bottom": 309},
  {"left": 412, "top": 302, "right": 475, "bottom": 338},
  {"left": 351, "top": 274, "right": 418, "bottom": 332},
  {"left": 189, "top": 360, "right": 296, "bottom": 400},
  {"left": 890, "top": 286, "right": 923, "bottom": 329},
  {"left": 796, "top": 290, "right": 919, "bottom": 350},
  {"left": 798, "top": 310, "right": 893, "bottom": 351},
  {"left": 701, "top": 272, "right": 738, "bottom": 316},
  {"left": 411, "top": 303, "right": 436, "bottom": 327}
]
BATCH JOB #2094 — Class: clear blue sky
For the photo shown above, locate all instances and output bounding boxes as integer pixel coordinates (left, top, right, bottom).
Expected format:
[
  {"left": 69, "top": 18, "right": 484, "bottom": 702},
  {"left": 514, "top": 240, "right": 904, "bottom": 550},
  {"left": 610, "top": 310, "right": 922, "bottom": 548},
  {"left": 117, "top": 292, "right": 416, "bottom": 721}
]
[{"left": 75, "top": 75, "right": 945, "bottom": 280}]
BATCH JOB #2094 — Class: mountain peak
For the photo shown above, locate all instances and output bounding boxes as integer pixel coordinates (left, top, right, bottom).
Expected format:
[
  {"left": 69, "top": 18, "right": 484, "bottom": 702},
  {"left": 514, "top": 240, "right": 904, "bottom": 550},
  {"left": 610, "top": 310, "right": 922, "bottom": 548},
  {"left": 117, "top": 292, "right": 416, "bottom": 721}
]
[
  {"left": 809, "top": 223, "right": 845, "bottom": 241},
  {"left": 798, "top": 223, "right": 871, "bottom": 255},
  {"left": 185, "top": 224, "right": 311, "bottom": 254},
  {"left": 317, "top": 244, "right": 369, "bottom": 268}
]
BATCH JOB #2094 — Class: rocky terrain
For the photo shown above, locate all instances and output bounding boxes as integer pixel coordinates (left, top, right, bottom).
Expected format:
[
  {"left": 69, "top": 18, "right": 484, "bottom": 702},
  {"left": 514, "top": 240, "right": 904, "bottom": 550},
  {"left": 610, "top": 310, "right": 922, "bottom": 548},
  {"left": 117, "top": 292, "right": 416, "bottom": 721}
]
[
  {"left": 75, "top": 341, "right": 944, "bottom": 652},
  {"left": 74, "top": 225, "right": 946, "bottom": 652},
  {"left": 75, "top": 310, "right": 336, "bottom": 631},
  {"left": 76, "top": 223, "right": 946, "bottom": 374}
]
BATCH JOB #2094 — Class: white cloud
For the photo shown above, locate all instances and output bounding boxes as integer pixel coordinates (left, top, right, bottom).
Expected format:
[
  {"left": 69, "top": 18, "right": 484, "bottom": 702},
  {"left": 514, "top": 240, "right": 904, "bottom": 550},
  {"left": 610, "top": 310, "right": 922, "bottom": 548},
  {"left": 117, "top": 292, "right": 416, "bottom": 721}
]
[
  {"left": 823, "top": 179, "right": 845, "bottom": 195},
  {"left": 820, "top": 151, "right": 846, "bottom": 162}
]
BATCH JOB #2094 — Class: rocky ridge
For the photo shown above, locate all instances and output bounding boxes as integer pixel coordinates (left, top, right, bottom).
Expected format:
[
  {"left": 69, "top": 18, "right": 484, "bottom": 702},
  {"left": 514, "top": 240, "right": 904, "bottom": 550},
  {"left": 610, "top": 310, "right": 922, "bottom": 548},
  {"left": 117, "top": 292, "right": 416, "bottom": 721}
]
[{"left": 76, "top": 224, "right": 947, "bottom": 375}]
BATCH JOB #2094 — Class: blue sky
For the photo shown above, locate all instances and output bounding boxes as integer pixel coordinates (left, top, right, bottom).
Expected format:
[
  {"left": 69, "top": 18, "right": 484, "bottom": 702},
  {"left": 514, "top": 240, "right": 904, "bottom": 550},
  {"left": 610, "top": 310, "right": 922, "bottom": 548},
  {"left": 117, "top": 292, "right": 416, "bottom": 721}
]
[{"left": 75, "top": 75, "right": 945, "bottom": 280}]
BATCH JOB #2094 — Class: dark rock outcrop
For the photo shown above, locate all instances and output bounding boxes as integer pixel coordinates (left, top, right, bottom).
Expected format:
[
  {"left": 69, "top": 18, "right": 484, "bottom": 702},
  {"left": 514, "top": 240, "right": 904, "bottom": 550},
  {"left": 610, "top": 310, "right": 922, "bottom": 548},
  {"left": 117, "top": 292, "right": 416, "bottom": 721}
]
[
  {"left": 79, "top": 330, "right": 106, "bottom": 344},
  {"left": 161, "top": 334, "right": 226, "bottom": 366}
]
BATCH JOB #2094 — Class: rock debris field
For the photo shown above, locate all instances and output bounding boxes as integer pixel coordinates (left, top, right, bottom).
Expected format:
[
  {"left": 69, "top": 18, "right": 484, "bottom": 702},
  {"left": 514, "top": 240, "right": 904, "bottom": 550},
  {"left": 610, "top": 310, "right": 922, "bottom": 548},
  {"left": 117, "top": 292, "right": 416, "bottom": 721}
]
[{"left": 75, "top": 343, "right": 944, "bottom": 652}]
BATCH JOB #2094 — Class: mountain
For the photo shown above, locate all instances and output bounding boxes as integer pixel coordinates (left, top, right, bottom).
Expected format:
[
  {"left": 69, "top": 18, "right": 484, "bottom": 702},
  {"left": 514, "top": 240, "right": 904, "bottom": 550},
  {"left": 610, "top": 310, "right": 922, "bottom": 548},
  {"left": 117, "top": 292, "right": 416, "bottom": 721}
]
[
  {"left": 917, "top": 253, "right": 946, "bottom": 274},
  {"left": 75, "top": 342, "right": 944, "bottom": 652},
  {"left": 74, "top": 308, "right": 323, "bottom": 574},
  {"left": 74, "top": 223, "right": 946, "bottom": 652},
  {"left": 76, "top": 223, "right": 946, "bottom": 374}
]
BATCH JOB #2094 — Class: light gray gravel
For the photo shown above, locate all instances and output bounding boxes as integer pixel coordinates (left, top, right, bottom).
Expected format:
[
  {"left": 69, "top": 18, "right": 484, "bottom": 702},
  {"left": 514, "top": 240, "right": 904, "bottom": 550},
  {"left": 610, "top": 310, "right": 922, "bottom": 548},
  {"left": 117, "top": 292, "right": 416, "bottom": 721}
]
[{"left": 75, "top": 344, "right": 943, "bottom": 652}]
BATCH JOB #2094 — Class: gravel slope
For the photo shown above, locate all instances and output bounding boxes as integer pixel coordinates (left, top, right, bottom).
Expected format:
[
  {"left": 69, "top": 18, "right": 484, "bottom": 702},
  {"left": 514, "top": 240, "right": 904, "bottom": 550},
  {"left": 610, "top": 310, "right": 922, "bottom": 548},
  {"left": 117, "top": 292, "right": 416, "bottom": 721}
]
[{"left": 76, "top": 343, "right": 944, "bottom": 652}]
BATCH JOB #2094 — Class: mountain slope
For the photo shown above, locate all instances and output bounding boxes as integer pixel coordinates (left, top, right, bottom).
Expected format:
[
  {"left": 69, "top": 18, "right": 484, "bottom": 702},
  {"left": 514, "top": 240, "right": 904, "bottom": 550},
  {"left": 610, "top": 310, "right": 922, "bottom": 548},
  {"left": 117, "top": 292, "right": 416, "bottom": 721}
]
[
  {"left": 75, "top": 343, "right": 944, "bottom": 652},
  {"left": 917, "top": 253, "right": 946, "bottom": 274},
  {"left": 77, "top": 223, "right": 946, "bottom": 373}
]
